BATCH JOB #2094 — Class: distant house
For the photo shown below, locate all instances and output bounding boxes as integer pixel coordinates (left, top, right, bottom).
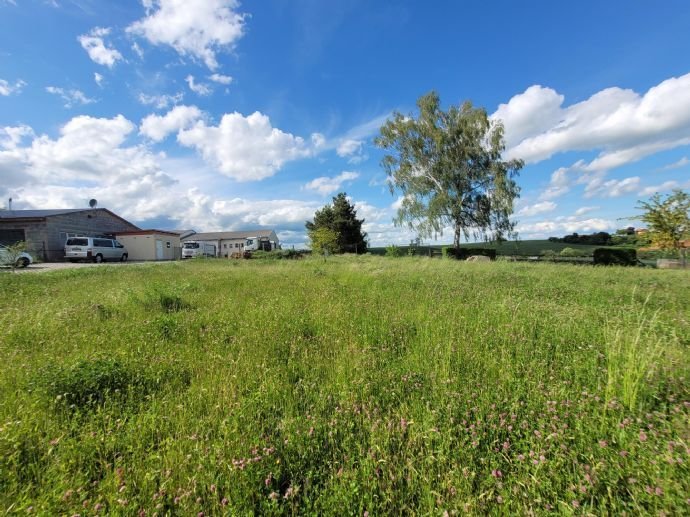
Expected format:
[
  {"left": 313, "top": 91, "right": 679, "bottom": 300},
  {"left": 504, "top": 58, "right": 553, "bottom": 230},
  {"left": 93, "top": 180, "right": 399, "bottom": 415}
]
[
  {"left": 0, "top": 208, "right": 139, "bottom": 261},
  {"left": 115, "top": 230, "right": 181, "bottom": 261},
  {"left": 181, "top": 229, "right": 280, "bottom": 258}
]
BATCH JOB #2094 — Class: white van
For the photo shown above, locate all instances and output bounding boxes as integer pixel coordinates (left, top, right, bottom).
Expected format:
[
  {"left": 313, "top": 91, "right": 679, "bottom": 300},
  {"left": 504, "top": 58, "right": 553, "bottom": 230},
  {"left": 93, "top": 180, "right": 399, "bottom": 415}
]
[{"left": 64, "top": 237, "right": 128, "bottom": 263}]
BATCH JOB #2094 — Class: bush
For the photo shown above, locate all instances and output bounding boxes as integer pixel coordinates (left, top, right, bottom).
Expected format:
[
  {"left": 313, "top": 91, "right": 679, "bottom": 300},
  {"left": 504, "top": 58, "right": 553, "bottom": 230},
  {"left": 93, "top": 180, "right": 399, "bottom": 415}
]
[
  {"left": 541, "top": 249, "right": 559, "bottom": 261},
  {"left": 593, "top": 248, "right": 637, "bottom": 266},
  {"left": 445, "top": 247, "right": 497, "bottom": 260},
  {"left": 251, "top": 249, "right": 303, "bottom": 260},
  {"left": 385, "top": 245, "right": 404, "bottom": 257},
  {"left": 560, "top": 247, "right": 586, "bottom": 258}
]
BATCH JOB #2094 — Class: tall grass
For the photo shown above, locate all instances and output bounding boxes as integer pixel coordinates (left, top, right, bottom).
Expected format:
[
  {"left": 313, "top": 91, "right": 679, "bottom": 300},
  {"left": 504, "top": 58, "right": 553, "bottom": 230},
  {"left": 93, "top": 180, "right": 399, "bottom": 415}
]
[{"left": 0, "top": 256, "right": 688, "bottom": 514}]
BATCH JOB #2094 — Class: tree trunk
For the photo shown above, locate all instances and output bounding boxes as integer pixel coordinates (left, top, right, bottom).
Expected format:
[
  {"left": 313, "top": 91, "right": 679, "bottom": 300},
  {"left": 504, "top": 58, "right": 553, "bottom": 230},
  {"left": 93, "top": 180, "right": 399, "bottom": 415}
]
[{"left": 454, "top": 224, "right": 461, "bottom": 249}]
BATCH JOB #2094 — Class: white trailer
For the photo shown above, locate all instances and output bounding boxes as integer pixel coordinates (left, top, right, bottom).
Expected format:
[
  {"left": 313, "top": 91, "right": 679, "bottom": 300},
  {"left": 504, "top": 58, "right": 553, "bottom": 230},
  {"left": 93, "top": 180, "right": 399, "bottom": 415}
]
[{"left": 182, "top": 241, "right": 216, "bottom": 258}]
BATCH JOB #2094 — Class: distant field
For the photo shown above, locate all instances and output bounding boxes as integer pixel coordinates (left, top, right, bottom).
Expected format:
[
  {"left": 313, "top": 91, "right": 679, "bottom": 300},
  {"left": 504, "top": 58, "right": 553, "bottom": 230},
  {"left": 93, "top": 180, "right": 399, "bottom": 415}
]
[{"left": 1, "top": 257, "right": 688, "bottom": 514}]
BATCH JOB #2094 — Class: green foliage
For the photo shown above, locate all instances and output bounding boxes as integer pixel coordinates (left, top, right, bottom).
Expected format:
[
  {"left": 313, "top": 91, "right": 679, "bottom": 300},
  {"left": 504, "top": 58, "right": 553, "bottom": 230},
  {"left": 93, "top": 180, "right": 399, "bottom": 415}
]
[
  {"left": 375, "top": 91, "right": 523, "bottom": 248},
  {"left": 308, "top": 227, "right": 340, "bottom": 256},
  {"left": 306, "top": 193, "right": 368, "bottom": 253},
  {"left": 385, "top": 244, "right": 404, "bottom": 257},
  {"left": 541, "top": 249, "right": 559, "bottom": 260},
  {"left": 2, "top": 240, "right": 28, "bottom": 272},
  {"left": 593, "top": 247, "right": 638, "bottom": 266},
  {"left": 636, "top": 189, "right": 690, "bottom": 263},
  {"left": 560, "top": 247, "right": 586, "bottom": 257}
]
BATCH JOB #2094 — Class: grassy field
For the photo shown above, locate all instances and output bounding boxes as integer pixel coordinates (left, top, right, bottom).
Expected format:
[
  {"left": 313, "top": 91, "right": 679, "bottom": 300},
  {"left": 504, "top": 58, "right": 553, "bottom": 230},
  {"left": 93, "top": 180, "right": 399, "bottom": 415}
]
[{"left": 1, "top": 257, "right": 688, "bottom": 515}]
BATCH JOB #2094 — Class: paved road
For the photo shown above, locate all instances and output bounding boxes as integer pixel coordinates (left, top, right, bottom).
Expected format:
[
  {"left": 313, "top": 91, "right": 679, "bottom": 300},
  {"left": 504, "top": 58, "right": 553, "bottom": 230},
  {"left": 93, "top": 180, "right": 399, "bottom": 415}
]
[{"left": 6, "top": 261, "right": 172, "bottom": 273}]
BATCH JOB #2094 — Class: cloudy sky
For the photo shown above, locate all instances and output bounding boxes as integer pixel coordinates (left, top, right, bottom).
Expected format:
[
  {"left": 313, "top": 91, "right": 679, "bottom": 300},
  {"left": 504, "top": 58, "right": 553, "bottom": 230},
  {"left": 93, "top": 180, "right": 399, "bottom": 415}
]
[{"left": 2, "top": 0, "right": 690, "bottom": 247}]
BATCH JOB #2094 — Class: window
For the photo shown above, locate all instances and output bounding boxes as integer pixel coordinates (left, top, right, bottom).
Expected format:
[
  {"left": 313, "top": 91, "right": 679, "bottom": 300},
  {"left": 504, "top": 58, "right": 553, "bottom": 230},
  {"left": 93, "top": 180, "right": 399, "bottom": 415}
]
[
  {"left": 166, "top": 242, "right": 171, "bottom": 248},
  {"left": 224, "top": 243, "right": 227, "bottom": 249},
  {"left": 66, "top": 237, "right": 88, "bottom": 246},
  {"left": 93, "top": 239, "right": 113, "bottom": 247}
]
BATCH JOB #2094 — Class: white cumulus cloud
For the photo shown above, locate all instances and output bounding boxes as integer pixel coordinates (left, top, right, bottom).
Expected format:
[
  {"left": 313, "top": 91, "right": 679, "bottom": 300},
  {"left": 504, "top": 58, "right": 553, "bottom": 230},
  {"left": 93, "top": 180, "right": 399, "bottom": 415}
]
[
  {"left": 209, "top": 73, "right": 233, "bottom": 85},
  {"left": 0, "top": 78, "right": 26, "bottom": 96},
  {"left": 177, "top": 111, "right": 317, "bottom": 181},
  {"left": 303, "top": 171, "right": 359, "bottom": 196},
  {"left": 517, "top": 201, "right": 557, "bottom": 217},
  {"left": 496, "top": 72, "right": 690, "bottom": 173},
  {"left": 140, "top": 105, "right": 203, "bottom": 142},
  {"left": 78, "top": 27, "right": 123, "bottom": 67},
  {"left": 127, "top": 0, "right": 246, "bottom": 70},
  {"left": 584, "top": 176, "right": 641, "bottom": 199}
]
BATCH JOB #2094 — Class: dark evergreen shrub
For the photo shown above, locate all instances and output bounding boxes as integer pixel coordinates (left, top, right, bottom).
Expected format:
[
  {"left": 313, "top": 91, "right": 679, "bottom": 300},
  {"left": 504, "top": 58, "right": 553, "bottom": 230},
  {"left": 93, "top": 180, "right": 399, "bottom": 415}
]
[{"left": 593, "top": 248, "right": 637, "bottom": 266}]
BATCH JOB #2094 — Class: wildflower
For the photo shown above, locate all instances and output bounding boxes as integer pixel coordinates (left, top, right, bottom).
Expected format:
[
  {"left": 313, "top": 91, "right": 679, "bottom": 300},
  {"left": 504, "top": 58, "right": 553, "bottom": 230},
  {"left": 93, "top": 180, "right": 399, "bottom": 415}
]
[
  {"left": 572, "top": 500, "right": 580, "bottom": 508},
  {"left": 268, "top": 491, "right": 279, "bottom": 501},
  {"left": 265, "top": 473, "right": 272, "bottom": 487},
  {"left": 655, "top": 487, "right": 663, "bottom": 496},
  {"left": 210, "top": 484, "right": 216, "bottom": 493},
  {"left": 517, "top": 454, "right": 525, "bottom": 461},
  {"left": 496, "top": 495, "right": 503, "bottom": 504},
  {"left": 221, "top": 498, "right": 229, "bottom": 506},
  {"left": 491, "top": 469, "right": 503, "bottom": 478},
  {"left": 619, "top": 450, "right": 628, "bottom": 457},
  {"left": 639, "top": 431, "right": 648, "bottom": 442},
  {"left": 598, "top": 440, "right": 608, "bottom": 448}
]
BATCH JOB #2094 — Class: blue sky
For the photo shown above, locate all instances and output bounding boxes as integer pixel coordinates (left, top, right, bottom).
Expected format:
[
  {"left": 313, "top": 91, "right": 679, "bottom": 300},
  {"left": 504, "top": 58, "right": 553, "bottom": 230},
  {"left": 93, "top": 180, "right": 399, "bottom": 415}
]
[{"left": 2, "top": 0, "right": 690, "bottom": 247}]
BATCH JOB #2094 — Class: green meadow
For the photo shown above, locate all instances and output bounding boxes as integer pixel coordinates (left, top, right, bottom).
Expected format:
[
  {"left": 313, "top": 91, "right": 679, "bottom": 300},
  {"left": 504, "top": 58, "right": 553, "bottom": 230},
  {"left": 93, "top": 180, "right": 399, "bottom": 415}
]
[{"left": 1, "top": 257, "right": 688, "bottom": 515}]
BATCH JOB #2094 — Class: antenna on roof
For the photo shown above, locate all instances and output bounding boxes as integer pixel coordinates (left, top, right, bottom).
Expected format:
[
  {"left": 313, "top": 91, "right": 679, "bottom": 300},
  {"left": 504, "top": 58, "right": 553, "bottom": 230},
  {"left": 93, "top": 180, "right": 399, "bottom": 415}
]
[
  {"left": 7, "top": 198, "right": 11, "bottom": 211},
  {"left": 89, "top": 198, "right": 98, "bottom": 209}
]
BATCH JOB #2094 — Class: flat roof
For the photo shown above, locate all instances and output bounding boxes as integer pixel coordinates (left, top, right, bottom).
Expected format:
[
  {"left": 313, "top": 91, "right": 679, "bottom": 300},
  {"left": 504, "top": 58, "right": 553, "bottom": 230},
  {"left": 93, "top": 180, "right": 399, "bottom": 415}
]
[
  {"left": 181, "top": 229, "right": 276, "bottom": 241},
  {"left": 116, "top": 229, "right": 181, "bottom": 237}
]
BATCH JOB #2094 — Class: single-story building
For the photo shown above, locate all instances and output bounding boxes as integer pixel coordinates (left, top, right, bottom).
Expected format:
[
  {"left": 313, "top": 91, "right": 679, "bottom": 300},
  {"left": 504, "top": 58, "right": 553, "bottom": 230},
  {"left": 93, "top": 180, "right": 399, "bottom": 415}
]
[
  {"left": 181, "top": 229, "right": 280, "bottom": 258},
  {"left": 0, "top": 208, "right": 140, "bottom": 261},
  {"left": 115, "top": 230, "right": 181, "bottom": 261}
]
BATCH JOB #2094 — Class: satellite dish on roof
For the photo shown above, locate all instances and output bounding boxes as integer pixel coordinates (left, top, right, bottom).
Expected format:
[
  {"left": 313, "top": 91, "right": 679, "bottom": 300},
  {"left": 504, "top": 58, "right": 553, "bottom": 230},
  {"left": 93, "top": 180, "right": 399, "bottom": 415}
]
[{"left": 89, "top": 198, "right": 98, "bottom": 208}]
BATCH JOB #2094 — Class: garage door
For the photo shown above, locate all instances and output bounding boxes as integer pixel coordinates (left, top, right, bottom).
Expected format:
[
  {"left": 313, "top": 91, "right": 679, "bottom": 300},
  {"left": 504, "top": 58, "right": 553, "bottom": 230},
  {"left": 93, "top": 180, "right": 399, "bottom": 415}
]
[{"left": 0, "top": 229, "right": 26, "bottom": 246}]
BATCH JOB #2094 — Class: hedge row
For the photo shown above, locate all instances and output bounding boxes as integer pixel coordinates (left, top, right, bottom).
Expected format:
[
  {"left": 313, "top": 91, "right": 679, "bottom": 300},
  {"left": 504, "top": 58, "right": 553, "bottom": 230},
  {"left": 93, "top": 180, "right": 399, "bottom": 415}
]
[{"left": 442, "top": 247, "right": 497, "bottom": 260}]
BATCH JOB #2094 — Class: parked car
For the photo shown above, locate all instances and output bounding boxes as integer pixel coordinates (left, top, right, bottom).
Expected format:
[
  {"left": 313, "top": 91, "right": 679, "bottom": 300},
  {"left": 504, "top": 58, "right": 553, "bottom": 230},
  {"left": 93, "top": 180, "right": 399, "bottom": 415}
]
[
  {"left": 0, "top": 244, "right": 33, "bottom": 268},
  {"left": 64, "top": 237, "right": 128, "bottom": 263}
]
